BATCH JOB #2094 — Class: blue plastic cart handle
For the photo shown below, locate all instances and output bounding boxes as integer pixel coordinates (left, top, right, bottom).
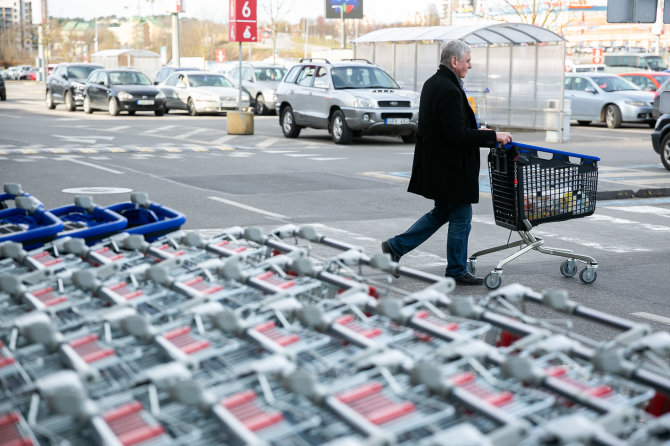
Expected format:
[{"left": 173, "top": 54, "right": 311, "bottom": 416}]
[{"left": 502, "top": 141, "right": 600, "bottom": 162}]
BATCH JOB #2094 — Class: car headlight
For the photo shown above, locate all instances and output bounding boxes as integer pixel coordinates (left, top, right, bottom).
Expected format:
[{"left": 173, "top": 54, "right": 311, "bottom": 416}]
[
  {"left": 118, "top": 91, "right": 133, "bottom": 100},
  {"left": 72, "top": 81, "right": 85, "bottom": 90},
  {"left": 625, "top": 101, "right": 648, "bottom": 107},
  {"left": 155, "top": 91, "right": 165, "bottom": 99},
  {"left": 353, "top": 96, "right": 373, "bottom": 108},
  {"left": 242, "top": 93, "right": 250, "bottom": 101},
  {"left": 411, "top": 96, "right": 420, "bottom": 107}
]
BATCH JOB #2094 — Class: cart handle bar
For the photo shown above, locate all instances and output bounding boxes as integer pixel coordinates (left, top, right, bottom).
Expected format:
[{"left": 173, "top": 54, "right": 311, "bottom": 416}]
[{"left": 502, "top": 142, "right": 600, "bottom": 162}]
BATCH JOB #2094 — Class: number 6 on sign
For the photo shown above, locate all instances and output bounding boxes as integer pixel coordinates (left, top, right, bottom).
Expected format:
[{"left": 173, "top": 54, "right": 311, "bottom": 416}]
[{"left": 229, "top": 0, "right": 257, "bottom": 42}]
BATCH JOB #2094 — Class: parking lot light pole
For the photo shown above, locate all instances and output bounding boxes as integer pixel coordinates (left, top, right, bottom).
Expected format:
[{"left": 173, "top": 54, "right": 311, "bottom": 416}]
[{"left": 172, "top": 11, "right": 180, "bottom": 68}]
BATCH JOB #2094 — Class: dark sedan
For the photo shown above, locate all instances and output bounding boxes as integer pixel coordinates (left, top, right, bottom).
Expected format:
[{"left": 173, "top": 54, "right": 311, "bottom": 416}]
[
  {"left": 46, "top": 63, "right": 103, "bottom": 111},
  {"left": 0, "top": 76, "right": 5, "bottom": 101},
  {"left": 83, "top": 68, "right": 166, "bottom": 116}
]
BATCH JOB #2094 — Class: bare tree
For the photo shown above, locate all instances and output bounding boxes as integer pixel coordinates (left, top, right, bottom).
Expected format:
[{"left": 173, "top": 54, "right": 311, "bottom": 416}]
[
  {"left": 496, "top": 0, "right": 566, "bottom": 30},
  {"left": 259, "top": 0, "right": 295, "bottom": 63}
]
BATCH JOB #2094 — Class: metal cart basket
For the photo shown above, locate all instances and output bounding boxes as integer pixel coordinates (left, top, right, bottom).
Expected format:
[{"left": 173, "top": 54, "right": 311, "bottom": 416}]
[{"left": 469, "top": 142, "right": 600, "bottom": 290}]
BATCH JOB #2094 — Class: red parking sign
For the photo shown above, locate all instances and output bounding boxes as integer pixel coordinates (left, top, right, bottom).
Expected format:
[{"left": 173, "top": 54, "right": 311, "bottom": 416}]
[
  {"left": 215, "top": 48, "right": 226, "bottom": 63},
  {"left": 229, "top": 0, "right": 257, "bottom": 42},
  {"left": 592, "top": 48, "right": 603, "bottom": 64}
]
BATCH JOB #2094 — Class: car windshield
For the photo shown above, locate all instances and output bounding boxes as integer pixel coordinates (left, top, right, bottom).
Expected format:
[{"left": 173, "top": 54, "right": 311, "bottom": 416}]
[
  {"left": 646, "top": 56, "right": 668, "bottom": 71},
  {"left": 109, "top": 71, "right": 152, "bottom": 85},
  {"left": 331, "top": 66, "right": 399, "bottom": 89},
  {"left": 653, "top": 74, "right": 670, "bottom": 84},
  {"left": 68, "top": 66, "right": 98, "bottom": 79},
  {"left": 254, "top": 67, "right": 286, "bottom": 81},
  {"left": 188, "top": 74, "right": 232, "bottom": 88},
  {"left": 591, "top": 76, "right": 639, "bottom": 92}
]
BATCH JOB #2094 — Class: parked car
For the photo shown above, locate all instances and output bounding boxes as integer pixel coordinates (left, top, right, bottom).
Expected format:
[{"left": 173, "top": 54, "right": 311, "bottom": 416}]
[
  {"left": 6, "top": 67, "right": 20, "bottom": 80},
  {"left": 618, "top": 72, "right": 670, "bottom": 92},
  {"left": 157, "top": 71, "right": 249, "bottom": 115},
  {"left": 0, "top": 76, "right": 5, "bottom": 101},
  {"left": 0, "top": 69, "right": 9, "bottom": 80},
  {"left": 83, "top": 68, "right": 166, "bottom": 116},
  {"left": 275, "top": 58, "right": 420, "bottom": 144},
  {"left": 16, "top": 65, "right": 33, "bottom": 80},
  {"left": 651, "top": 76, "right": 670, "bottom": 119},
  {"left": 153, "top": 66, "right": 199, "bottom": 85},
  {"left": 46, "top": 63, "right": 104, "bottom": 111},
  {"left": 564, "top": 72, "right": 654, "bottom": 128},
  {"left": 224, "top": 63, "right": 287, "bottom": 115},
  {"left": 651, "top": 114, "right": 670, "bottom": 170}
]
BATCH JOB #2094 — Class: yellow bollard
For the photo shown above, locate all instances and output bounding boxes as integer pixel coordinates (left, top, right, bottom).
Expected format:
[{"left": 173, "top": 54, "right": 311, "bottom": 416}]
[{"left": 227, "top": 111, "right": 254, "bottom": 135}]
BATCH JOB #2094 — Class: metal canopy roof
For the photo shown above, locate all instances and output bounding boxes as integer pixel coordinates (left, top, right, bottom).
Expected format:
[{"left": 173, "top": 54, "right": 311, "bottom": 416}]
[
  {"left": 354, "top": 23, "right": 564, "bottom": 45},
  {"left": 92, "top": 49, "right": 159, "bottom": 58}
]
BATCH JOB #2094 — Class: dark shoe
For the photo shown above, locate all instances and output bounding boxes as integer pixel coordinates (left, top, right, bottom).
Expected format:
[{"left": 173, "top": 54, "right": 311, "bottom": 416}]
[
  {"left": 381, "top": 241, "right": 400, "bottom": 278},
  {"left": 450, "top": 272, "right": 484, "bottom": 285}
]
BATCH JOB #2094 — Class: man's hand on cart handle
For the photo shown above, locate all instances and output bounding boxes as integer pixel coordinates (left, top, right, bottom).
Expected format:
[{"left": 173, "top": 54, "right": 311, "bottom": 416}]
[{"left": 495, "top": 132, "right": 512, "bottom": 144}]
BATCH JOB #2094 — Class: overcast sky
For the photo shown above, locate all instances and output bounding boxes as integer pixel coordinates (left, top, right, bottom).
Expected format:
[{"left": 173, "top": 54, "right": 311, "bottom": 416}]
[{"left": 38, "top": 0, "right": 439, "bottom": 24}]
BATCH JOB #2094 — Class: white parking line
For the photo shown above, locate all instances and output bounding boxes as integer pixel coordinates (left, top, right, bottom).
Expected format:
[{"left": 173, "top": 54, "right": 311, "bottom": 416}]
[
  {"left": 55, "top": 155, "right": 124, "bottom": 174},
  {"left": 257, "top": 137, "right": 279, "bottom": 148},
  {"left": 144, "top": 125, "right": 178, "bottom": 134},
  {"left": 631, "top": 312, "right": 670, "bottom": 326},
  {"left": 210, "top": 135, "right": 238, "bottom": 144},
  {"left": 207, "top": 196, "right": 288, "bottom": 219},
  {"left": 177, "top": 128, "right": 209, "bottom": 139}
]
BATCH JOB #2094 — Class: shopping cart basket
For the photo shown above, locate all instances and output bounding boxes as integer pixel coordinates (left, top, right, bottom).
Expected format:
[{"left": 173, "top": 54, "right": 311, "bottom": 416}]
[{"left": 468, "top": 142, "right": 600, "bottom": 290}]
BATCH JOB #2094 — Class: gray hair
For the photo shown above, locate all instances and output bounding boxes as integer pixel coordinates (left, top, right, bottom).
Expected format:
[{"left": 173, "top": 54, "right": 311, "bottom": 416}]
[{"left": 440, "top": 40, "right": 471, "bottom": 66}]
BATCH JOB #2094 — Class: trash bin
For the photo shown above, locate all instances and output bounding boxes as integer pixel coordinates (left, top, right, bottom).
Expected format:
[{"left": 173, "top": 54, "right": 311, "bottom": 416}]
[{"left": 544, "top": 99, "right": 570, "bottom": 143}]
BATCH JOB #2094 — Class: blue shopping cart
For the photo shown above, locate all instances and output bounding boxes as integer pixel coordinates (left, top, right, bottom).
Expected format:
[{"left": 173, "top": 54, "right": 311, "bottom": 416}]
[
  {"left": 50, "top": 196, "right": 127, "bottom": 244},
  {"left": 105, "top": 192, "right": 186, "bottom": 241},
  {"left": 0, "top": 196, "right": 63, "bottom": 249},
  {"left": 468, "top": 142, "right": 600, "bottom": 290}
]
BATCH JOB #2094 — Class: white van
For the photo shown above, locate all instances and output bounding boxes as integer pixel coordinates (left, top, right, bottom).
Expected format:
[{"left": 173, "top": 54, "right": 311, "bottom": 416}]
[{"left": 604, "top": 52, "right": 668, "bottom": 73}]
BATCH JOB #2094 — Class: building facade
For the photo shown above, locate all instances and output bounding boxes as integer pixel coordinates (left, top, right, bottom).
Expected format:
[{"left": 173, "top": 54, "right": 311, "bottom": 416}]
[{"left": 0, "top": 0, "right": 35, "bottom": 50}]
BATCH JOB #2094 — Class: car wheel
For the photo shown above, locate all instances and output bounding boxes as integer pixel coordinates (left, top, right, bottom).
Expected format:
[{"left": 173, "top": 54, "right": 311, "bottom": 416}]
[
  {"left": 331, "top": 110, "right": 352, "bottom": 145},
  {"left": 577, "top": 120, "right": 591, "bottom": 126},
  {"left": 154, "top": 106, "right": 165, "bottom": 116},
  {"left": 64, "top": 91, "right": 75, "bottom": 112},
  {"left": 0, "top": 92, "right": 5, "bottom": 101},
  {"left": 401, "top": 132, "right": 417, "bottom": 144},
  {"left": 255, "top": 94, "right": 266, "bottom": 115},
  {"left": 647, "top": 120, "right": 657, "bottom": 129},
  {"left": 108, "top": 97, "right": 120, "bottom": 116},
  {"left": 281, "top": 106, "right": 301, "bottom": 138},
  {"left": 605, "top": 105, "right": 622, "bottom": 128},
  {"left": 46, "top": 90, "right": 55, "bottom": 109},
  {"left": 187, "top": 98, "right": 199, "bottom": 116},
  {"left": 83, "top": 95, "right": 93, "bottom": 114},
  {"left": 660, "top": 132, "right": 670, "bottom": 171}
]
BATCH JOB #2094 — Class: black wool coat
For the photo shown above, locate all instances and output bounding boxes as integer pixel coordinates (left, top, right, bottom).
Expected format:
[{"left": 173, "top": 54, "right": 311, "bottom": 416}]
[{"left": 407, "top": 65, "right": 497, "bottom": 204}]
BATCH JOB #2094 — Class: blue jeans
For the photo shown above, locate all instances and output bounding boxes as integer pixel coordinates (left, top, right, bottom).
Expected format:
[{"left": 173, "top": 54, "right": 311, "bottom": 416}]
[{"left": 386, "top": 201, "right": 472, "bottom": 277}]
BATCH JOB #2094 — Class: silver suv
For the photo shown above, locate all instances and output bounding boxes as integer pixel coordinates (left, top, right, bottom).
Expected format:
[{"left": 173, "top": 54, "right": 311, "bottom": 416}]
[{"left": 275, "top": 59, "right": 419, "bottom": 144}]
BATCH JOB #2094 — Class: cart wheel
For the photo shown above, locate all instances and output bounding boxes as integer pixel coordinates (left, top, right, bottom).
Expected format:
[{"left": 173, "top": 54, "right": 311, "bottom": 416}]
[
  {"left": 485, "top": 272, "right": 502, "bottom": 290},
  {"left": 466, "top": 260, "right": 476, "bottom": 275},
  {"left": 579, "top": 268, "right": 597, "bottom": 284},
  {"left": 560, "top": 260, "right": 577, "bottom": 277}
]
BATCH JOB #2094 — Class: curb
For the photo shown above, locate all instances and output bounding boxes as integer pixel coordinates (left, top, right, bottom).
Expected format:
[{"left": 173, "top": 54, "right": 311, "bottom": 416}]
[{"left": 598, "top": 188, "right": 670, "bottom": 201}]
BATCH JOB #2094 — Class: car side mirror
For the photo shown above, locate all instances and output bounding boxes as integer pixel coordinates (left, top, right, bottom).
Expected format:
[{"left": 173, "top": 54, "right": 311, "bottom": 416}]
[
  {"left": 62, "top": 73, "right": 68, "bottom": 80},
  {"left": 585, "top": 87, "right": 596, "bottom": 94},
  {"left": 153, "top": 81, "right": 158, "bottom": 85}
]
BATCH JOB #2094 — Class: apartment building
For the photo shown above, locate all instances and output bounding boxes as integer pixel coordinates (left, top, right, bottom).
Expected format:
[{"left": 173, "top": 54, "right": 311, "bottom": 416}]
[{"left": 0, "top": 0, "right": 35, "bottom": 49}]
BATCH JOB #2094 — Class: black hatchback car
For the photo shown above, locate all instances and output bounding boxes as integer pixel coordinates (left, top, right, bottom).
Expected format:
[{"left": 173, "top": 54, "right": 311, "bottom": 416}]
[
  {"left": 83, "top": 68, "right": 166, "bottom": 116},
  {"left": 46, "top": 63, "right": 103, "bottom": 111}
]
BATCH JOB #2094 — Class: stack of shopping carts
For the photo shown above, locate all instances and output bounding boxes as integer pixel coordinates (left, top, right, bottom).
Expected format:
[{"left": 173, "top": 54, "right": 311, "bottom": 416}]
[{"left": 1, "top": 215, "right": 670, "bottom": 445}]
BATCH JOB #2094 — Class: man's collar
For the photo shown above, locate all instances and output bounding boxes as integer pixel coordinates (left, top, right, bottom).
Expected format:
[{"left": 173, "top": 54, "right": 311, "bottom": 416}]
[{"left": 439, "top": 64, "right": 464, "bottom": 88}]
